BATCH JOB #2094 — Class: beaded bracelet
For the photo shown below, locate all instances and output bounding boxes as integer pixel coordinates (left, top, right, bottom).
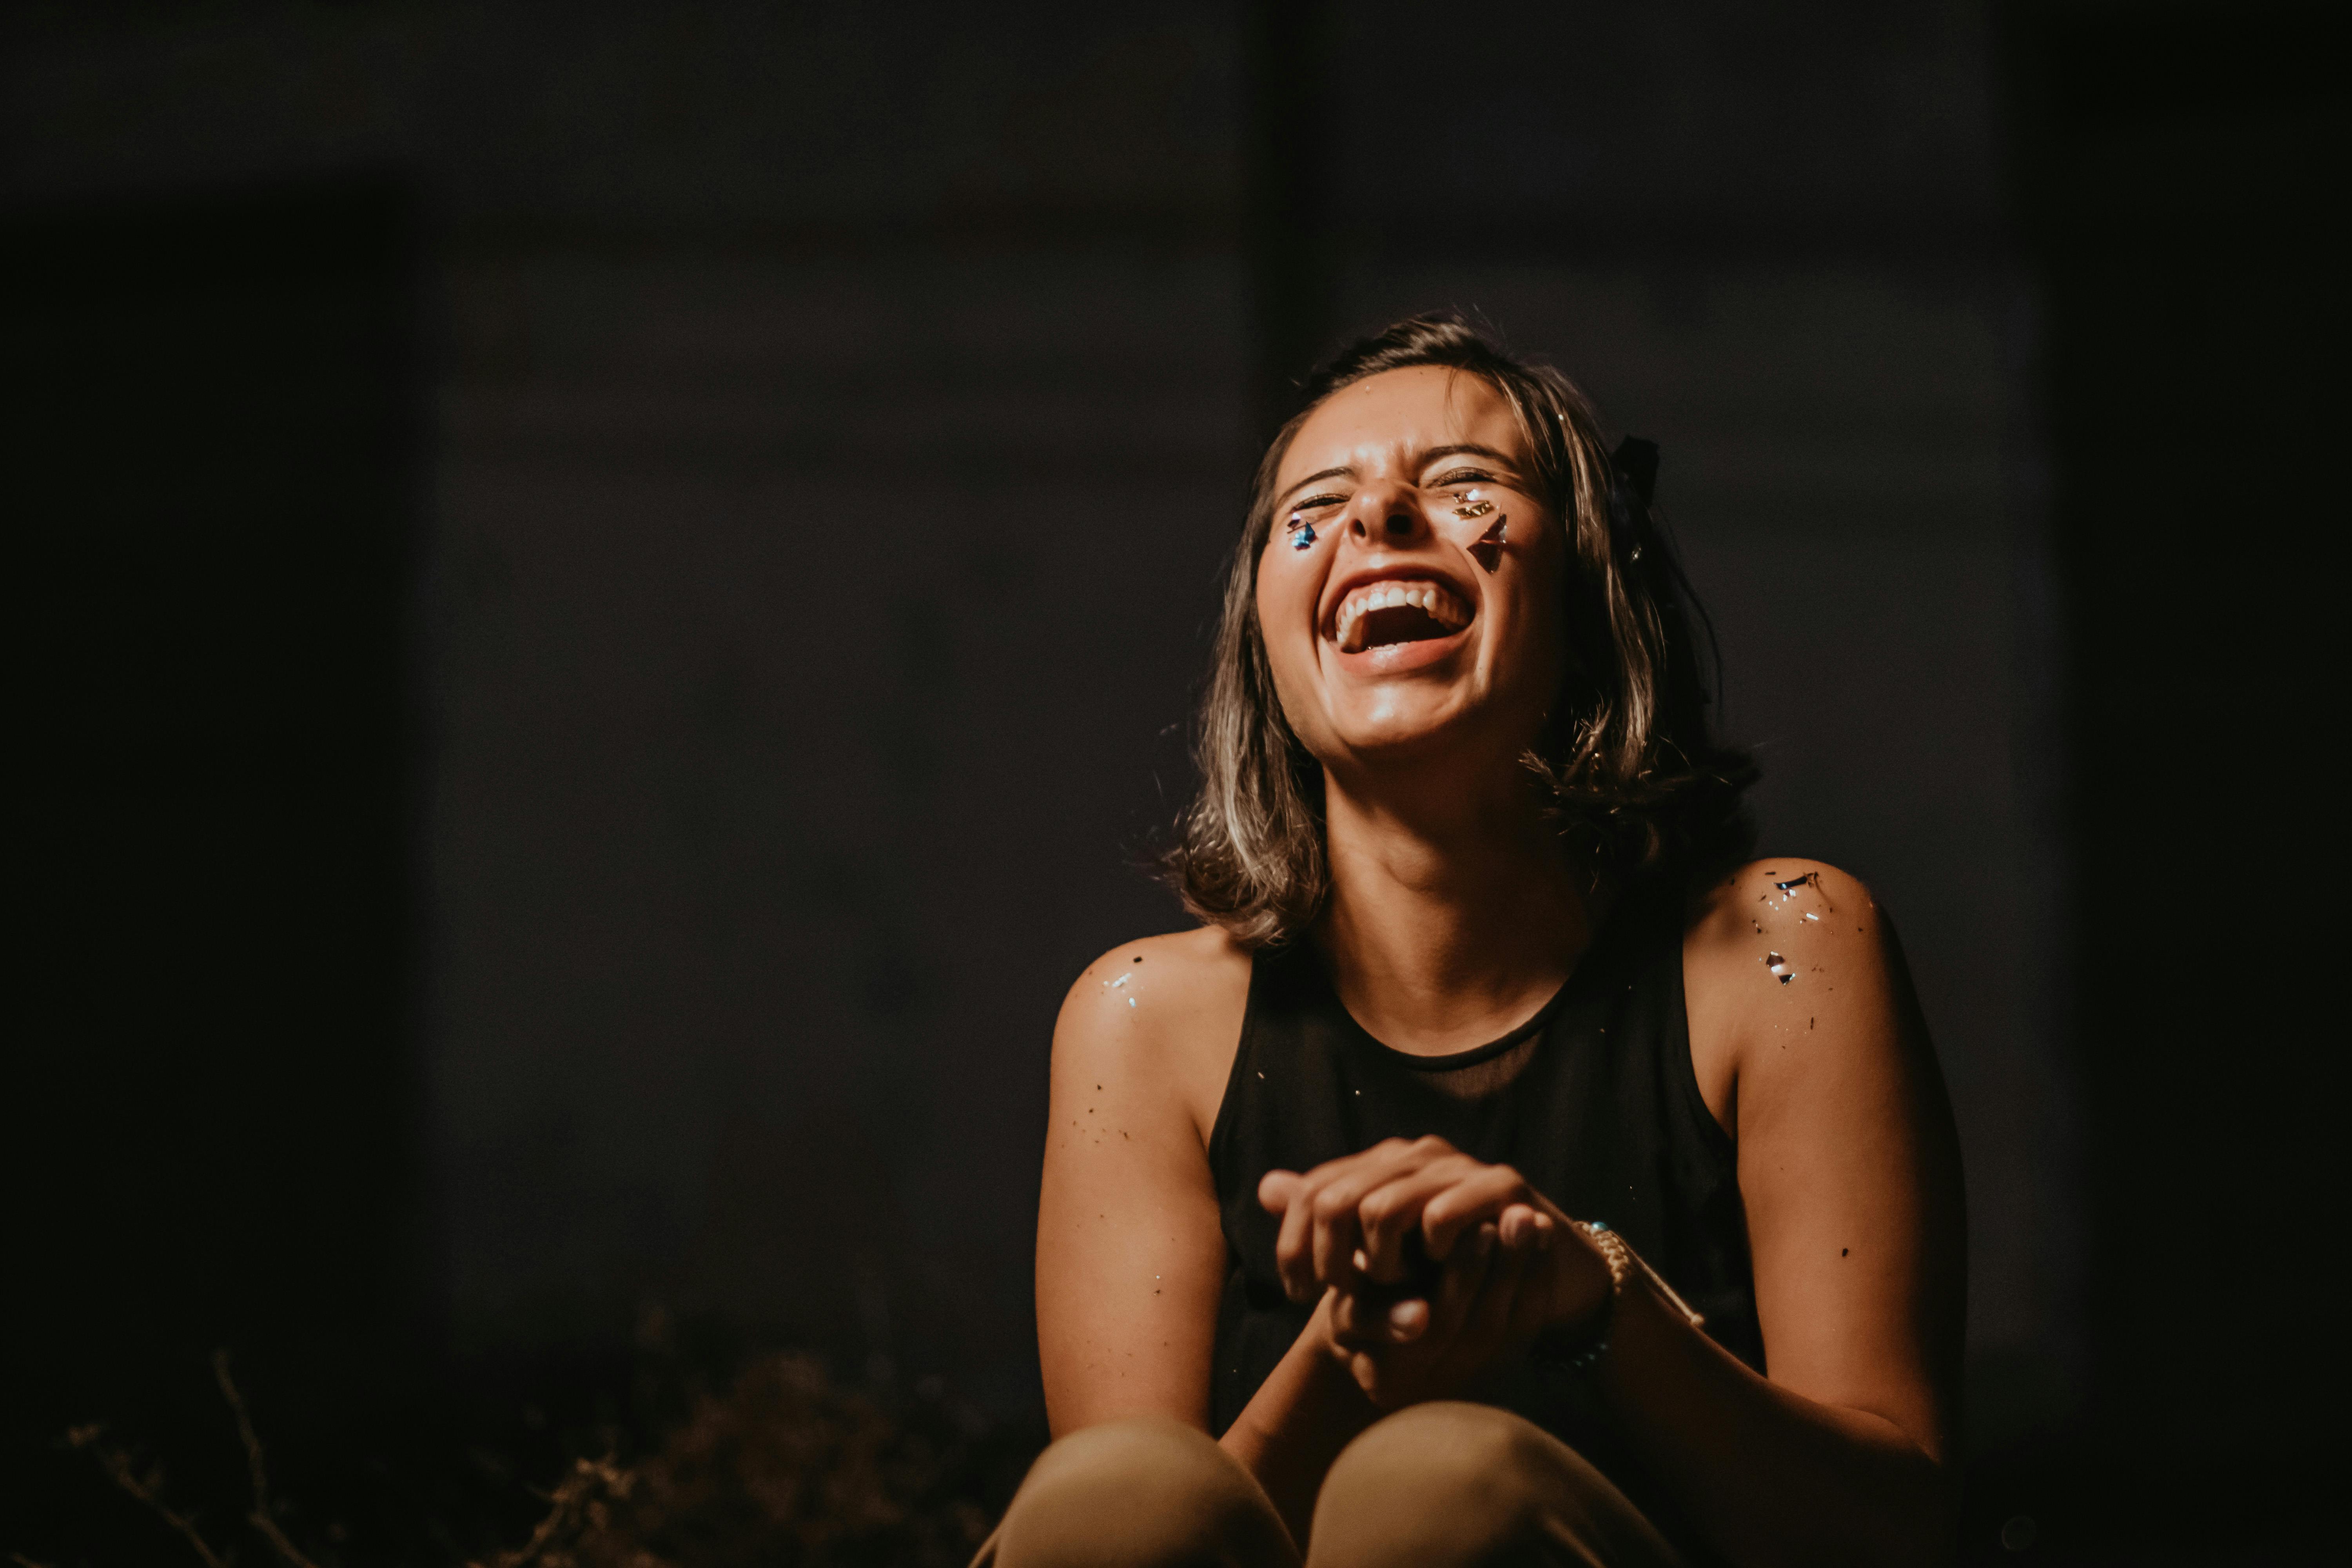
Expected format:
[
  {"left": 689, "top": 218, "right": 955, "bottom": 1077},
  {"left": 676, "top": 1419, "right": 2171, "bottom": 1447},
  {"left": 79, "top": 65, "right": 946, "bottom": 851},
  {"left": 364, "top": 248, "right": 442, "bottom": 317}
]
[{"left": 1537, "top": 1220, "right": 1708, "bottom": 1374}]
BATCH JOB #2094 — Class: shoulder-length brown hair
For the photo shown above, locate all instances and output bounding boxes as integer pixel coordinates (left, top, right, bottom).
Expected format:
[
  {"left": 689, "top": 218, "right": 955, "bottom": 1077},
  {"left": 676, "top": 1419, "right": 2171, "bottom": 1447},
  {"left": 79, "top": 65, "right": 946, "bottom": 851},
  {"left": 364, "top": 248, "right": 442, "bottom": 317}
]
[{"left": 1165, "top": 314, "right": 1755, "bottom": 947}]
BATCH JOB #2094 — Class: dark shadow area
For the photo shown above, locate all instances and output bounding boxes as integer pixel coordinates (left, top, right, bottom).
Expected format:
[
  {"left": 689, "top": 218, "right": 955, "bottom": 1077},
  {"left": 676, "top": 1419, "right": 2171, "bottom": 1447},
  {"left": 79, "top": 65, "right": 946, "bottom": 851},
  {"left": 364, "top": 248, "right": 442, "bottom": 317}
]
[
  {"left": 1956, "top": 2, "right": 2341, "bottom": 1561},
  {"left": 3, "top": 172, "right": 1050, "bottom": 1568},
  {"left": 5, "top": 178, "right": 432, "bottom": 1557}
]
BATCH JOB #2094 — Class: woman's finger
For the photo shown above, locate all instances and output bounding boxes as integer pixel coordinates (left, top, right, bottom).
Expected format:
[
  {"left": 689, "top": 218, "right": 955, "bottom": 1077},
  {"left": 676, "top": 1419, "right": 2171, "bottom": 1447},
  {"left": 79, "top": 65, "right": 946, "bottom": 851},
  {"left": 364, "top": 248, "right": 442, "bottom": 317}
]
[
  {"left": 1460, "top": 1222, "right": 1531, "bottom": 1358},
  {"left": 1272, "top": 1142, "right": 1420, "bottom": 1298},
  {"left": 1272, "top": 1157, "right": 1376, "bottom": 1297},
  {"left": 1331, "top": 1283, "right": 1431, "bottom": 1347},
  {"left": 1302, "top": 1141, "right": 1446, "bottom": 1291},
  {"left": 1271, "top": 1167, "right": 1332, "bottom": 1299},
  {"left": 1384, "top": 1294, "right": 1430, "bottom": 1341},
  {"left": 1257, "top": 1169, "right": 1303, "bottom": 1215},
  {"left": 1427, "top": 1220, "right": 1499, "bottom": 1344},
  {"left": 1421, "top": 1165, "right": 1543, "bottom": 1259},
  {"left": 1355, "top": 1158, "right": 1478, "bottom": 1279},
  {"left": 1500, "top": 1235, "right": 1557, "bottom": 1349},
  {"left": 1328, "top": 1286, "right": 1368, "bottom": 1346},
  {"left": 1497, "top": 1202, "right": 1552, "bottom": 1249},
  {"left": 1307, "top": 1176, "right": 1374, "bottom": 1294}
]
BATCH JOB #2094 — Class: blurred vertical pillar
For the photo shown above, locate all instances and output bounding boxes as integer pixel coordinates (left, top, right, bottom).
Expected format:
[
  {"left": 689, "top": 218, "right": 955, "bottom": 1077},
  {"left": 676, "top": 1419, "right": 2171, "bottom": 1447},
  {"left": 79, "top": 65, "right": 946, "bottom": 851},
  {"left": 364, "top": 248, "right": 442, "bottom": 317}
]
[
  {"left": 1244, "top": 0, "right": 1334, "bottom": 442},
  {"left": 2007, "top": 0, "right": 2338, "bottom": 1527}
]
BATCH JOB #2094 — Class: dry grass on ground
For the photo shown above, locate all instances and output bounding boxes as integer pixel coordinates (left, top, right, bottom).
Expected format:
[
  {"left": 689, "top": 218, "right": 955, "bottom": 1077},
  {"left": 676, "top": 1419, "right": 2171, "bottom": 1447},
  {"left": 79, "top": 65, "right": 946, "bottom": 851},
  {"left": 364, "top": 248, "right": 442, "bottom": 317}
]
[{"left": 44, "top": 1349, "right": 1004, "bottom": 1568}]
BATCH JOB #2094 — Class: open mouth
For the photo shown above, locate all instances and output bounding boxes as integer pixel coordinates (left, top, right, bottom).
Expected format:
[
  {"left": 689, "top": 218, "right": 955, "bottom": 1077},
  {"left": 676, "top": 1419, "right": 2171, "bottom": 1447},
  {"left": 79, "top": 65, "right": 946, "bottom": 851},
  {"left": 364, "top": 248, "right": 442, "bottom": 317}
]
[{"left": 1332, "top": 579, "right": 1472, "bottom": 654}]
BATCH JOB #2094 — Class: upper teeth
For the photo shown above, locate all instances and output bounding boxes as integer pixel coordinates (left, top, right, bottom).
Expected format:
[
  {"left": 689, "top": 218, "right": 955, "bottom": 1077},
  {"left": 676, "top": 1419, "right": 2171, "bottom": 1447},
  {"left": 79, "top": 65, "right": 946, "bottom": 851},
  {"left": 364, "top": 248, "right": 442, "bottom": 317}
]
[{"left": 1334, "top": 581, "right": 1470, "bottom": 652}]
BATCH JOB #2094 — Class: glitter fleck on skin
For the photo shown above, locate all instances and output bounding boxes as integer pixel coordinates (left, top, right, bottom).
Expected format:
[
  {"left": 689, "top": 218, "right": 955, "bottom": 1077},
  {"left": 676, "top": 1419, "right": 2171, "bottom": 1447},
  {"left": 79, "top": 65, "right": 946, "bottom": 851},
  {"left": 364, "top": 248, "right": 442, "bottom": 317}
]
[
  {"left": 1768, "top": 870, "right": 1832, "bottom": 908},
  {"left": 1762, "top": 951, "right": 1794, "bottom": 984}
]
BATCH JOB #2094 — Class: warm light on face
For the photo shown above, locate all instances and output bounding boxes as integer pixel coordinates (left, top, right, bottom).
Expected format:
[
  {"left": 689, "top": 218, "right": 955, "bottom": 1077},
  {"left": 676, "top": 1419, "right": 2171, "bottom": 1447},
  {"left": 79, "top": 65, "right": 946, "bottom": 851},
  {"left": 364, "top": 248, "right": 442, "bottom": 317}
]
[{"left": 1254, "top": 366, "right": 1566, "bottom": 780}]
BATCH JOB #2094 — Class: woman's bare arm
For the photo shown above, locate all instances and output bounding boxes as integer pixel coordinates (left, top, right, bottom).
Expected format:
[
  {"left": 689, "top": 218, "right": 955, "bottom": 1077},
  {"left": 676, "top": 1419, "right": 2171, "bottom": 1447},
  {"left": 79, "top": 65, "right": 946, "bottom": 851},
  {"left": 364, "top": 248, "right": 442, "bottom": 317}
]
[
  {"left": 1605, "top": 857, "right": 1966, "bottom": 1566},
  {"left": 1034, "top": 931, "right": 1242, "bottom": 1432},
  {"left": 1034, "top": 930, "right": 1378, "bottom": 1544}
]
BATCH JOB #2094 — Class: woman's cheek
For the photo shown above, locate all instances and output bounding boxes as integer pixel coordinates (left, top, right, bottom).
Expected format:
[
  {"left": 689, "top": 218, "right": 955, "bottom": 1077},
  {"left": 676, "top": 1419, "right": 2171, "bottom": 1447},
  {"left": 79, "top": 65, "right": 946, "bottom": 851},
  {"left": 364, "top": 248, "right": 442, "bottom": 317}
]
[
  {"left": 1257, "top": 558, "right": 1317, "bottom": 667},
  {"left": 1254, "top": 569, "right": 1314, "bottom": 705},
  {"left": 1494, "top": 563, "right": 1567, "bottom": 711},
  {"left": 1266, "top": 632, "right": 1329, "bottom": 753},
  {"left": 1260, "top": 602, "right": 1341, "bottom": 756}
]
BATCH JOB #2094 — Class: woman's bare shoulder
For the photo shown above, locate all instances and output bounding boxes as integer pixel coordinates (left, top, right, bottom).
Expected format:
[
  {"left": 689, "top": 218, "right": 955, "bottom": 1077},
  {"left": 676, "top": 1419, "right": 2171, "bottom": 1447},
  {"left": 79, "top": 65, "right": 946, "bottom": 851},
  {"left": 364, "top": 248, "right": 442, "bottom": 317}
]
[
  {"left": 1686, "top": 857, "right": 1884, "bottom": 963},
  {"left": 1053, "top": 926, "right": 1256, "bottom": 1144},
  {"left": 1683, "top": 858, "right": 1896, "bottom": 1125}
]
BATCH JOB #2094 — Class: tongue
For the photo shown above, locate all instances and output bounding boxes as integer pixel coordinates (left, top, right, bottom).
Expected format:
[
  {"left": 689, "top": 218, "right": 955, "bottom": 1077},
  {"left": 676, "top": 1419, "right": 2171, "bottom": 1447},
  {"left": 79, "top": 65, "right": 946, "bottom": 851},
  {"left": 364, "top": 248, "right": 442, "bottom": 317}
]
[{"left": 1359, "top": 604, "right": 1451, "bottom": 649}]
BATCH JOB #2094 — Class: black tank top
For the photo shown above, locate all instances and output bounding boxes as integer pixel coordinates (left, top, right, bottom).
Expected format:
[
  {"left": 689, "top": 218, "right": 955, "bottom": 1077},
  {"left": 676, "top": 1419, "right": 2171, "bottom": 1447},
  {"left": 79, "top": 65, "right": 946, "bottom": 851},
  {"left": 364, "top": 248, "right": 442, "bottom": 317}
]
[{"left": 1207, "top": 876, "right": 1761, "bottom": 1547}]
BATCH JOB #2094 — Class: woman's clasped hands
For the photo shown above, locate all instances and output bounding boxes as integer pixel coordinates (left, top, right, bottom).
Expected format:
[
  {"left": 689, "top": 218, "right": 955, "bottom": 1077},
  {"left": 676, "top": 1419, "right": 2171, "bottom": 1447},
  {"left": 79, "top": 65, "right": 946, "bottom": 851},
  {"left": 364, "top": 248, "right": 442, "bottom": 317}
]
[{"left": 1257, "top": 1136, "right": 1615, "bottom": 1409}]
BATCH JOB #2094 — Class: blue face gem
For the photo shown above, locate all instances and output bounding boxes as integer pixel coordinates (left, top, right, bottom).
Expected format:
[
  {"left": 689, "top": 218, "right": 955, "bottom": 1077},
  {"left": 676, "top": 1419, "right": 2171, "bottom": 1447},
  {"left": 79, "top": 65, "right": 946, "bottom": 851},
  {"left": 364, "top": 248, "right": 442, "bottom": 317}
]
[{"left": 1289, "top": 521, "right": 1316, "bottom": 550}]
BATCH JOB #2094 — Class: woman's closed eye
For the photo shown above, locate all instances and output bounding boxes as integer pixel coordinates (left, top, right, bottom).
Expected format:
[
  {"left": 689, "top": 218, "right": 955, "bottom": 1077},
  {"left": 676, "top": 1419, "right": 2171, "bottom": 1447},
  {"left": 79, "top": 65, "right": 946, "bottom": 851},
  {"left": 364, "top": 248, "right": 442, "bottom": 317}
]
[
  {"left": 1429, "top": 467, "right": 1499, "bottom": 489},
  {"left": 1285, "top": 496, "right": 1347, "bottom": 546}
]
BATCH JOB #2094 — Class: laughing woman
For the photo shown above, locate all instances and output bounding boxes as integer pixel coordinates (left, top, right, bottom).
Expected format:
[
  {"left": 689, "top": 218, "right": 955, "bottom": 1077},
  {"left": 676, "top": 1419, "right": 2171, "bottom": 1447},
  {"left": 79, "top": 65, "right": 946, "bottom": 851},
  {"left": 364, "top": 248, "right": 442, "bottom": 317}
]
[{"left": 985, "top": 317, "right": 1965, "bottom": 1568}]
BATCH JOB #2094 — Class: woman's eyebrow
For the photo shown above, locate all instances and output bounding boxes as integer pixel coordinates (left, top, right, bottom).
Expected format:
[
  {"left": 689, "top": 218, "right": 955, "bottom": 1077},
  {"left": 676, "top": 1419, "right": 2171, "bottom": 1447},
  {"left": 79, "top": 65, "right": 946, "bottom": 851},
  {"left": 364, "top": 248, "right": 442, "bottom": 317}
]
[
  {"left": 1417, "top": 442, "right": 1516, "bottom": 469},
  {"left": 1276, "top": 465, "right": 1353, "bottom": 506},
  {"left": 1276, "top": 444, "right": 1514, "bottom": 507}
]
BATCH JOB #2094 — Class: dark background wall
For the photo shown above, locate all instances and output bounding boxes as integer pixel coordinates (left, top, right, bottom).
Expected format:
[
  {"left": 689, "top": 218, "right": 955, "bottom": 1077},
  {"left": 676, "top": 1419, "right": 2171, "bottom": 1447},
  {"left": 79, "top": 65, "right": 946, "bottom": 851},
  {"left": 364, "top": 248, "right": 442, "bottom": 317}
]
[
  {"left": 5, "top": 4, "right": 2335, "bottom": 1563},
  {"left": 1998, "top": 0, "right": 2340, "bottom": 1532},
  {"left": 12, "top": 175, "right": 426, "bottom": 1473}
]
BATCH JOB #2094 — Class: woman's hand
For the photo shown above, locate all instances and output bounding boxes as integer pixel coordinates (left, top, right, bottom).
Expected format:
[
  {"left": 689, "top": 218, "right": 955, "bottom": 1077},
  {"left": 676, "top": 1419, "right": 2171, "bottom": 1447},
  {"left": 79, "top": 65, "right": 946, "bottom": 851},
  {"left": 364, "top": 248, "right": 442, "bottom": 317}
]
[
  {"left": 1258, "top": 1136, "right": 1615, "bottom": 1407},
  {"left": 1323, "top": 1219, "right": 1546, "bottom": 1407}
]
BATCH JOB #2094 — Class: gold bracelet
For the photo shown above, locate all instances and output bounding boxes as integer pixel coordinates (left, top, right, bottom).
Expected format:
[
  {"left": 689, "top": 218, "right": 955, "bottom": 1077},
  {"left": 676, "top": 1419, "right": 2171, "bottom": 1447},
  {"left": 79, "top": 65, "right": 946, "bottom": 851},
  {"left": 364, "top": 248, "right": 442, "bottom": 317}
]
[
  {"left": 1582, "top": 1221, "right": 1707, "bottom": 1330},
  {"left": 1534, "top": 1220, "right": 1707, "bottom": 1376}
]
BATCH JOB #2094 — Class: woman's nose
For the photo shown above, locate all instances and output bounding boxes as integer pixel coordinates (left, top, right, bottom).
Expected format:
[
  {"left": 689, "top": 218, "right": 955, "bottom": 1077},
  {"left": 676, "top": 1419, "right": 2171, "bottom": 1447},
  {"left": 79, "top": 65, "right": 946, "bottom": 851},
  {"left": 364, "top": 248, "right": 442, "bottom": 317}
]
[{"left": 1348, "top": 483, "right": 1430, "bottom": 544}]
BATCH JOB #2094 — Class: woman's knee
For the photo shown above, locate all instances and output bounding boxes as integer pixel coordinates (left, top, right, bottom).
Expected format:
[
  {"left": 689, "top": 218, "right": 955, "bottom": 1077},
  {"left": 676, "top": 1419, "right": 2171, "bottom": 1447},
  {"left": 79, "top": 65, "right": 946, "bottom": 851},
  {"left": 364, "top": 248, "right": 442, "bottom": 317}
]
[
  {"left": 1311, "top": 1403, "right": 1669, "bottom": 1567},
  {"left": 1017, "top": 1416, "right": 1234, "bottom": 1506},
  {"left": 1321, "top": 1402, "right": 1561, "bottom": 1521},
  {"left": 987, "top": 1417, "right": 1294, "bottom": 1568}
]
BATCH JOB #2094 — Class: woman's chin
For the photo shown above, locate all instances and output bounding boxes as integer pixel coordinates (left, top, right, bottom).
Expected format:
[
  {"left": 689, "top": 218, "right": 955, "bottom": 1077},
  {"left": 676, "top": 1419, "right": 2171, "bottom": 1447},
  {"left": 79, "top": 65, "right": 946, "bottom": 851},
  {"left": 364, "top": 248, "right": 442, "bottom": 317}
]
[{"left": 1321, "top": 697, "right": 1485, "bottom": 766}]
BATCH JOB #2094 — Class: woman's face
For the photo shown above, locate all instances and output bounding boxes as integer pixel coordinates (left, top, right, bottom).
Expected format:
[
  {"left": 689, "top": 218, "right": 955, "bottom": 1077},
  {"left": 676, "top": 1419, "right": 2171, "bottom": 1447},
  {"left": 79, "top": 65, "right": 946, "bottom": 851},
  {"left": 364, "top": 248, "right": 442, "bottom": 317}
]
[{"left": 1256, "top": 365, "right": 1566, "bottom": 782}]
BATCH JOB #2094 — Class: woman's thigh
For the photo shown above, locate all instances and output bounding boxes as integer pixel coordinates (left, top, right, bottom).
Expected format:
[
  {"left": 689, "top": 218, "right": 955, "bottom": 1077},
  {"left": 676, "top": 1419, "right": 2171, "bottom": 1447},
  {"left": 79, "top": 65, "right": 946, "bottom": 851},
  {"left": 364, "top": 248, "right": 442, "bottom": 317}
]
[
  {"left": 976, "top": 1416, "right": 1299, "bottom": 1568},
  {"left": 1308, "top": 1403, "right": 1684, "bottom": 1568}
]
